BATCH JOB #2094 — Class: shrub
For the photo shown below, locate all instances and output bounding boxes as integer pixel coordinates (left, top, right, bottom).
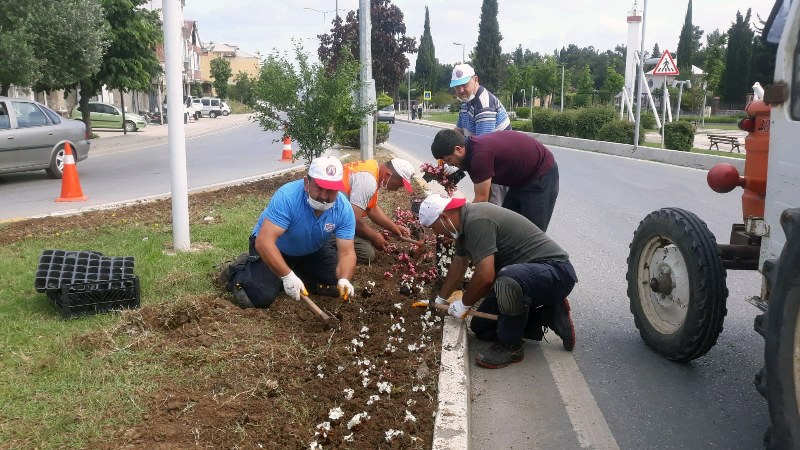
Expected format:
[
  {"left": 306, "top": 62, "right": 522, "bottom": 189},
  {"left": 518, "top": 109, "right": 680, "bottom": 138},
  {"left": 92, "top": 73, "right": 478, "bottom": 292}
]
[
  {"left": 640, "top": 111, "right": 656, "bottom": 129},
  {"left": 514, "top": 107, "right": 531, "bottom": 119},
  {"left": 512, "top": 120, "right": 532, "bottom": 132},
  {"left": 551, "top": 110, "right": 577, "bottom": 137},
  {"left": 530, "top": 108, "right": 555, "bottom": 134},
  {"left": 449, "top": 102, "right": 461, "bottom": 113},
  {"left": 335, "top": 122, "right": 391, "bottom": 149},
  {"left": 574, "top": 106, "right": 616, "bottom": 140},
  {"left": 664, "top": 121, "right": 695, "bottom": 151},
  {"left": 596, "top": 120, "right": 644, "bottom": 145}
]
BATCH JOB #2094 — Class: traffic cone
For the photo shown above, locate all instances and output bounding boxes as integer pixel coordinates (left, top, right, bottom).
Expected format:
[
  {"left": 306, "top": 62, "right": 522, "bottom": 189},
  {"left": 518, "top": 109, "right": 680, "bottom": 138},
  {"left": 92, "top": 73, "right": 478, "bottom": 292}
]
[
  {"left": 280, "top": 135, "right": 293, "bottom": 161},
  {"left": 55, "top": 142, "right": 87, "bottom": 202}
]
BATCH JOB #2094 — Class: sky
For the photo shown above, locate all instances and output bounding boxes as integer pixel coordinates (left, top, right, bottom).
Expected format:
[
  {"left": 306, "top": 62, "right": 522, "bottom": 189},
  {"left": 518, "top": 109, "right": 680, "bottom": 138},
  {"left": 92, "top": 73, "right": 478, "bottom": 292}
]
[{"left": 181, "top": 0, "right": 774, "bottom": 67}]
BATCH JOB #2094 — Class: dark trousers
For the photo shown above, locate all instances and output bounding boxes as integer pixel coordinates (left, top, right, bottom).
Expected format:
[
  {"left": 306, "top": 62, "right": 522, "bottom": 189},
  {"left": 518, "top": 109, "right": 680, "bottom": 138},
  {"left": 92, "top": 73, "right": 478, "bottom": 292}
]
[
  {"left": 470, "top": 260, "right": 577, "bottom": 344},
  {"left": 502, "top": 162, "right": 559, "bottom": 231},
  {"left": 235, "top": 235, "right": 339, "bottom": 308}
]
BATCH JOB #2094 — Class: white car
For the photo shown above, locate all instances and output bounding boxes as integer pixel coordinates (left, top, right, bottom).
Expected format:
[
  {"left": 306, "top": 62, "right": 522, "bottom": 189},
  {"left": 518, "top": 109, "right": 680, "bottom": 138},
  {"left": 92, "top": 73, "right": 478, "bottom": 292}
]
[
  {"left": 377, "top": 104, "right": 395, "bottom": 124},
  {"left": 220, "top": 101, "right": 231, "bottom": 116}
]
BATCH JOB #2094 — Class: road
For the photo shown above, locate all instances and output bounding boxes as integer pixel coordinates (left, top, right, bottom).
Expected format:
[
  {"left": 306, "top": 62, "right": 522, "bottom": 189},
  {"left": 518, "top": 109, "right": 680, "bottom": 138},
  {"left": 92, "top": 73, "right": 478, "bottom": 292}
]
[
  {"left": 386, "top": 120, "right": 768, "bottom": 449},
  {"left": 0, "top": 119, "right": 771, "bottom": 448}
]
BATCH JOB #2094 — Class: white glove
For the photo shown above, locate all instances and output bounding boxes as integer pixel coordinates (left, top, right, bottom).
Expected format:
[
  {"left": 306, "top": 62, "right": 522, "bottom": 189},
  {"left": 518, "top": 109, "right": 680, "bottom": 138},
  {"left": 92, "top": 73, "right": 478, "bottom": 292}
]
[
  {"left": 434, "top": 295, "right": 449, "bottom": 305},
  {"left": 442, "top": 163, "right": 460, "bottom": 176},
  {"left": 337, "top": 278, "right": 354, "bottom": 301},
  {"left": 281, "top": 271, "right": 307, "bottom": 301},
  {"left": 448, "top": 300, "right": 471, "bottom": 319}
]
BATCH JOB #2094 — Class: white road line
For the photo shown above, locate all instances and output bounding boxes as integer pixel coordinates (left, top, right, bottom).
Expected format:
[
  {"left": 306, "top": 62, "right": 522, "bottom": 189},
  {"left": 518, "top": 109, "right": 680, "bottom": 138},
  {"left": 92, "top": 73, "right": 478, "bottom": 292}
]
[{"left": 542, "top": 345, "right": 620, "bottom": 450}]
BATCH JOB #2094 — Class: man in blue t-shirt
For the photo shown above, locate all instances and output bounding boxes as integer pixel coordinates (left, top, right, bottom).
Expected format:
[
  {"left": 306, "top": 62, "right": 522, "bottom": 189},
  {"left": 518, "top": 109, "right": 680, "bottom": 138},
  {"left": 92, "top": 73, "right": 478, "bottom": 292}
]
[{"left": 225, "top": 156, "right": 357, "bottom": 308}]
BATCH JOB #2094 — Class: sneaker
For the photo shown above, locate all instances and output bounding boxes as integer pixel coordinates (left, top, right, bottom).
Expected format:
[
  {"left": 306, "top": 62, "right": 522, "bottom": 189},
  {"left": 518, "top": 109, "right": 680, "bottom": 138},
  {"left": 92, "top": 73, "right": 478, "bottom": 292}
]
[
  {"left": 549, "top": 298, "right": 576, "bottom": 351},
  {"left": 475, "top": 341, "right": 524, "bottom": 369}
]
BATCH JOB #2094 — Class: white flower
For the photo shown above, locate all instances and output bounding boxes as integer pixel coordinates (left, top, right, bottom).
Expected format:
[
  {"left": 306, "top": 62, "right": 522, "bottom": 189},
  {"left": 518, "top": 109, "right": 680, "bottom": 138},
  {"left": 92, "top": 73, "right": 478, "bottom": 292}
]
[
  {"left": 404, "top": 410, "right": 417, "bottom": 422},
  {"left": 328, "top": 407, "right": 344, "bottom": 420},
  {"left": 407, "top": 343, "right": 419, "bottom": 352},
  {"left": 359, "top": 358, "right": 371, "bottom": 366},
  {"left": 309, "top": 441, "right": 323, "bottom": 450},
  {"left": 412, "top": 384, "right": 427, "bottom": 392},
  {"left": 377, "top": 381, "right": 392, "bottom": 394},
  {"left": 343, "top": 433, "right": 354, "bottom": 442},
  {"left": 394, "top": 302, "right": 403, "bottom": 309},
  {"left": 317, "top": 373, "right": 324, "bottom": 379},
  {"left": 366, "top": 394, "right": 380, "bottom": 405},
  {"left": 384, "top": 429, "right": 404, "bottom": 442},
  {"left": 360, "top": 326, "right": 369, "bottom": 334},
  {"left": 337, "top": 365, "right": 344, "bottom": 373},
  {"left": 367, "top": 280, "right": 375, "bottom": 288},
  {"left": 347, "top": 412, "right": 370, "bottom": 430},
  {"left": 343, "top": 388, "right": 354, "bottom": 400},
  {"left": 406, "top": 399, "right": 417, "bottom": 406},
  {"left": 362, "top": 377, "right": 371, "bottom": 387}
]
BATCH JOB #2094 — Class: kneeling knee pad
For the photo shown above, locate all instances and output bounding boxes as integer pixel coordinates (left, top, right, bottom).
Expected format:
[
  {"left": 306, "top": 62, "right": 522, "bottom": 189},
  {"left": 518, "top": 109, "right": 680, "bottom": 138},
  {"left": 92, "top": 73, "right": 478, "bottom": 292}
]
[{"left": 495, "top": 276, "right": 524, "bottom": 316}]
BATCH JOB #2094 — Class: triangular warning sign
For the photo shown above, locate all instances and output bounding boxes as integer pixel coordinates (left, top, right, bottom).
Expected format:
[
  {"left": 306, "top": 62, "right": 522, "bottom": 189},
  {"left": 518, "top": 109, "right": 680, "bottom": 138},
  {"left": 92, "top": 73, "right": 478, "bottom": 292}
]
[{"left": 652, "top": 50, "right": 680, "bottom": 76}]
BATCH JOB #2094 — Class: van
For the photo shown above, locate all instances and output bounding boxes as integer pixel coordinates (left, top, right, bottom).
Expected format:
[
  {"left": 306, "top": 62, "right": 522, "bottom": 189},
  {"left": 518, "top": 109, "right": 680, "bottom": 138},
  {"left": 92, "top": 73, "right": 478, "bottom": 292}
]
[{"left": 197, "top": 97, "right": 223, "bottom": 118}]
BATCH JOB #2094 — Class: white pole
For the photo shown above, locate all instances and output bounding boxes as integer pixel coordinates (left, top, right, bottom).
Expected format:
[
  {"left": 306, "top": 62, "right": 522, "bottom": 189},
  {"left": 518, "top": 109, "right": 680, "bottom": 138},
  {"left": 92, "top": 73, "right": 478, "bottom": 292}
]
[
  {"left": 665, "top": 78, "right": 673, "bottom": 123},
  {"left": 661, "top": 76, "right": 667, "bottom": 149},
  {"left": 530, "top": 85, "right": 534, "bottom": 117},
  {"left": 633, "top": 0, "right": 648, "bottom": 148},
  {"left": 560, "top": 64, "right": 565, "bottom": 112},
  {"left": 163, "top": 0, "right": 190, "bottom": 251},
  {"left": 676, "top": 81, "right": 684, "bottom": 120},
  {"left": 701, "top": 85, "right": 708, "bottom": 129},
  {"left": 407, "top": 69, "right": 411, "bottom": 120},
  {"left": 358, "top": 0, "right": 375, "bottom": 160}
]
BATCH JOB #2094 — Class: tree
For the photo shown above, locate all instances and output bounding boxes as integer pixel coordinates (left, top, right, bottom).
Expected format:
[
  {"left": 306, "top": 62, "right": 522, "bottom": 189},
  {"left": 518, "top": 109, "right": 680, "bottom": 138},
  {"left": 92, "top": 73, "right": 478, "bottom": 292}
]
[
  {"left": 676, "top": 0, "right": 694, "bottom": 76},
  {"left": 602, "top": 65, "right": 625, "bottom": 98},
  {"left": 229, "top": 71, "right": 255, "bottom": 106},
  {"left": 651, "top": 43, "right": 661, "bottom": 59},
  {"left": 575, "top": 64, "right": 594, "bottom": 107},
  {"left": 472, "top": 0, "right": 504, "bottom": 92},
  {"left": 77, "top": 0, "right": 161, "bottom": 134},
  {"left": 750, "top": 18, "right": 777, "bottom": 87},
  {"left": 0, "top": 0, "right": 108, "bottom": 96},
  {"left": 251, "top": 44, "right": 371, "bottom": 163},
  {"left": 702, "top": 29, "right": 726, "bottom": 96},
  {"left": 720, "top": 9, "right": 754, "bottom": 102},
  {"left": 414, "top": 7, "right": 437, "bottom": 91},
  {"left": 317, "top": 0, "right": 416, "bottom": 95},
  {"left": 210, "top": 57, "right": 233, "bottom": 100}
]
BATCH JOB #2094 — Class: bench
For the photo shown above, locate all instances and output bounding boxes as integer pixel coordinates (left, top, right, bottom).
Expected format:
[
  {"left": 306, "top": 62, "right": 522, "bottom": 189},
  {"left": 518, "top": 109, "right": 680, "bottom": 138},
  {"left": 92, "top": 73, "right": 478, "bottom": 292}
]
[{"left": 708, "top": 134, "right": 741, "bottom": 153}]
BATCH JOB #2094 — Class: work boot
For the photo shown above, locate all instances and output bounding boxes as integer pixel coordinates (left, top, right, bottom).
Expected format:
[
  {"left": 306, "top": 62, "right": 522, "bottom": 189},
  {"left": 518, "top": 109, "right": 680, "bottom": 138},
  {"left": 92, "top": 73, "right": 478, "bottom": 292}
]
[
  {"left": 475, "top": 341, "right": 524, "bottom": 369},
  {"left": 549, "top": 298, "right": 576, "bottom": 351}
]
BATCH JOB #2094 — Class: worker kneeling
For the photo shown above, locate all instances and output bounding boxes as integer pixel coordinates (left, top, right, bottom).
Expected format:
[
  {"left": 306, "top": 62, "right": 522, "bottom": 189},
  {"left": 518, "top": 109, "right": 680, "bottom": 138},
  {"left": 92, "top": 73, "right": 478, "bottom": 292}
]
[
  {"left": 224, "top": 156, "right": 357, "bottom": 308},
  {"left": 416, "top": 194, "right": 578, "bottom": 369}
]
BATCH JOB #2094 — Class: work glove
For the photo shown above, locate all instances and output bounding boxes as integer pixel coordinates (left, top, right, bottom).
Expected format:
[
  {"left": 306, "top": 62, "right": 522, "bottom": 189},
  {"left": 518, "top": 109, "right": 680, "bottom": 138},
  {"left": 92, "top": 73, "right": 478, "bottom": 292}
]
[
  {"left": 281, "top": 271, "right": 308, "bottom": 301},
  {"left": 434, "top": 295, "right": 449, "bottom": 305},
  {"left": 448, "top": 299, "right": 471, "bottom": 319},
  {"left": 442, "top": 163, "right": 460, "bottom": 176},
  {"left": 337, "top": 278, "right": 355, "bottom": 301}
]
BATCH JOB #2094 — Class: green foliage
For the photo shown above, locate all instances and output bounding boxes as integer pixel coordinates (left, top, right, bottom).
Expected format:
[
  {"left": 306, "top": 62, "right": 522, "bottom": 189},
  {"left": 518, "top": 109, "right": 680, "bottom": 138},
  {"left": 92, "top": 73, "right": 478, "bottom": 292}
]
[
  {"left": 415, "top": 7, "right": 437, "bottom": 90},
  {"left": 574, "top": 64, "right": 594, "bottom": 107},
  {"left": 210, "top": 57, "right": 233, "bottom": 100},
  {"left": 721, "top": 9, "right": 754, "bottom": 102},
  {"left": 514, "top": 107, "right": 530, "bottom": 119},
  {"left": 530, "top": 108, "right": 555, "bottom": 134},
  {"left": 472, "top": 0, "right": 504, "bottom": 92},
  {"left": 252, "top": 43, "right": 370, "bottom": 163},
  {"left": 602, "top": 65, "right": 624, "bottom": 97},
  {"left": 377, "top": 92, "right": 394, "bottom": 109},
  {"left": 511, "top": 119, "right": 531, "bottom": 132},
  {"left": 430, "top": 91, "right": 455, "bottom": 109},
  {"left": 703, "top": 29, "right": 727, "bottom": 95},
  {"left": 552, "top": 110, "right": 577, "bottom": 136},
  {"left": 574, "top": 106, "right": 616, "bottom": 139},
  {"left": 597, "top": 119, "right": 644, "bottom": 145},
  {"left": 676, "top": 0, "right": 694, "bottom": 74},
  {"left": 229, "top": 71, "right": 256, "bottom": 106},
  {"left": 664, "top": 121, "right": 695, "bottom": 151},
  {"left": 641, "top": 111, "right": 657, "bottom": 129},
  {"left": 449, "top": 102, "right": 461, "bottom": 113},
  {"left": 335, "top": 122, "right": 390, "bottom": 148},
  {"left": 189, "top": 82, "right": 203, "bottom": 97}
]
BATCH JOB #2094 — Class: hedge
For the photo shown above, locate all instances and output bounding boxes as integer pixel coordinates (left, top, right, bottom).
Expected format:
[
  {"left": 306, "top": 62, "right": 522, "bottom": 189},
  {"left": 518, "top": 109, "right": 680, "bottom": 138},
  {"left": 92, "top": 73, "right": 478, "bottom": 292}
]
[
  {"left": 664, "top": 121, "right": 695, "bottom": 151},
  {"left": 574, "top": 107, "right": 616, "bottom": 140},
  {"left": 335, "top": 122, "right": 390, "bottom": 149},
  {"left": 596, "top": 120, "right": 644, "bottom": 145}
]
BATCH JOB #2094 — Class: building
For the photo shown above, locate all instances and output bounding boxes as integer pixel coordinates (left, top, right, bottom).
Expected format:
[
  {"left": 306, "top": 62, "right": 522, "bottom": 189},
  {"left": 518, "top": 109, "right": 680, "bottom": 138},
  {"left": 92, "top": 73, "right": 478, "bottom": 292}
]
[{"left": 200, "top": 42, "right": 261, "bottom": 92}]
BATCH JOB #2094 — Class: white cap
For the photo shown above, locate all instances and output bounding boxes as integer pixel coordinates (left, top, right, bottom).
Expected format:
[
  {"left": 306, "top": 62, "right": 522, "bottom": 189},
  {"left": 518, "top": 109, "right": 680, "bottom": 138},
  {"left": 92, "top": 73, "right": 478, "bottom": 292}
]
[
  {"left": 450, "top": 64, "right": 475, "bottom": 87},
  {"left": 418, "top": 194, "right": 467, "bottom": 227},
  {"left": 390, "top": 158, "right": 416, "bottom": 192},
  {"left": 308, "top": 156, "right": 345, "bottom": 190}
]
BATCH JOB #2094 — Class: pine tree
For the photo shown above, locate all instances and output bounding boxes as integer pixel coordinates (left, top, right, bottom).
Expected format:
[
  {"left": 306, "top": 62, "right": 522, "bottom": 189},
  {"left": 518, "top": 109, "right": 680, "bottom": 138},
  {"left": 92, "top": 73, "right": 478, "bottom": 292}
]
[
  {"left": 720, "top": 9, "right": 754, "bottom": 102},
  {"left": 676, "top": 0, "right": 693, "bottom": 76},
  {"left": 651, "top": 43, "right": 660, "bottom": 59},
  {"left": 415, "top": 7, "right": 437, "bottom": 91},
  {"left": 472, "top": 0, "right": 504, "bottom": 92}
]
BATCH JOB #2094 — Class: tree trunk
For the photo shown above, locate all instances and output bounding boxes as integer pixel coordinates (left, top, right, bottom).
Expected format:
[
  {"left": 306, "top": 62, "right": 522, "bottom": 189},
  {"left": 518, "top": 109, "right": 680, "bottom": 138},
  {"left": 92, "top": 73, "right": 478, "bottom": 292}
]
[
  {"left": 79, "top": 80, "right": 94, "bottom": 136},
  {"left": 0, "top": 84, "right": 8, "bottom": 97}
]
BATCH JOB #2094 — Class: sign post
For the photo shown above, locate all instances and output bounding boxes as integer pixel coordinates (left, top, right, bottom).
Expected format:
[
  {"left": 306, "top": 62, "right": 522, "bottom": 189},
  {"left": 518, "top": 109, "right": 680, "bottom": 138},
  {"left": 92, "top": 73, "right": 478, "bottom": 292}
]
[{"left": 651, "top": 50, "right": 679, "bottom": 149}]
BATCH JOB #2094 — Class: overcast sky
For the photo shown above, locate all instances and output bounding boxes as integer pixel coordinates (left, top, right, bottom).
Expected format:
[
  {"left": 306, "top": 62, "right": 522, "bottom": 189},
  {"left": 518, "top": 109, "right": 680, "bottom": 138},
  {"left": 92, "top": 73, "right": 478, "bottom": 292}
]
[{"left": 182, "top": 0, "right": 773, "bottom": 67}]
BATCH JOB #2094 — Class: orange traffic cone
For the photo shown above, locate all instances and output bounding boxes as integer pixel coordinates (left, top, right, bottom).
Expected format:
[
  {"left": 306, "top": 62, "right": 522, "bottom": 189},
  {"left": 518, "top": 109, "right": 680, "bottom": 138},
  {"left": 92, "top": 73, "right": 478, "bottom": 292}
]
[
  {"left": 55, "top": 142, "right": 87, "bottom": 202},
  {"left": 280, "top": 135, "right": 293, "bottom": 161}
]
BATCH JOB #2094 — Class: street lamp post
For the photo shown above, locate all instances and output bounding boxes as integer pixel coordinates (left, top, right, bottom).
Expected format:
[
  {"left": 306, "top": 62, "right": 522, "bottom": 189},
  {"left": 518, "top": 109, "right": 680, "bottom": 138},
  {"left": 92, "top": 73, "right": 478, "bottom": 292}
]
[
  {"left": 407, "top": 69, "right": 417, "bottom": 120},
  {"left": 560, "top": 64, "right": 565, "bottom": 112},
  {"left": 453, "top": 42, "right": 465, "bottom": 64},
  {"left": 303, "top": 7, "right": 336, "bottom": 23},
  {"left": 520, "top": 88, "right": 526, "bottom": 108}
]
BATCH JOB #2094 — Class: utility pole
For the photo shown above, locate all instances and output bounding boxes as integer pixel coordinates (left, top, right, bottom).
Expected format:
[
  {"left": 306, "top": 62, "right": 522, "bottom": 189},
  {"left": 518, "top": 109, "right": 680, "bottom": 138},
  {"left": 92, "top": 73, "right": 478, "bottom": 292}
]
[
  {"left": 560, "top": 65, "right": 565, "bottom": 112},
  {"left": 358, "top": 0, "right": 376, "bottom": 159},
  {"left": 633, "top": 0, "right": 648, "bottom": 149}
]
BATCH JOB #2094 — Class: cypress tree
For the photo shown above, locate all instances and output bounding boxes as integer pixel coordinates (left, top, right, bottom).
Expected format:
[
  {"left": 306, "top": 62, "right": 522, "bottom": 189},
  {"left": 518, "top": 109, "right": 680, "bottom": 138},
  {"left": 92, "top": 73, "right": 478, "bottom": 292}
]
[
  {"left": 720, "top": 9, "right": 754, "bottom": 102},
  {"left": 415, "top": 6, "right": 437, "bottom": 91},
  {"left": 676, "top": 0, "right": 693, "bottom": 76},
  {"left": 472, "top": 0, "right": 503, "bottom": 92}
]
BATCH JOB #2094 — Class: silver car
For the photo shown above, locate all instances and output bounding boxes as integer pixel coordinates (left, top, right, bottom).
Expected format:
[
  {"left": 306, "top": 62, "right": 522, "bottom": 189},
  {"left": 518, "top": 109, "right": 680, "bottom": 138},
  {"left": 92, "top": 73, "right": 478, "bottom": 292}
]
[{"left": 0, "top": 96, "right": 90, "bottom": 178}]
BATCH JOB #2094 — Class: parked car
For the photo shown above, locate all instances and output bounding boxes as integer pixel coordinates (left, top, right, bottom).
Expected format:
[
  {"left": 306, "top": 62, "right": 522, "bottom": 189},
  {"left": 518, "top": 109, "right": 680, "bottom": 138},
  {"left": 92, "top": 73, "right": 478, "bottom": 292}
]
[
  {"left": 378, "top": 104, "right": 396, "bottom": 124},
  {"left": 192, "top": 97, "right": 223, "bottom": 118},
  {"left": 220, "top": 101, "right": 231, "bottom": 116},
  {"left": 0, "top": 96, "right": 90, "bottom": 178},
  {"left": 70, "top": 101, "right": 147, "bottom": 132}
]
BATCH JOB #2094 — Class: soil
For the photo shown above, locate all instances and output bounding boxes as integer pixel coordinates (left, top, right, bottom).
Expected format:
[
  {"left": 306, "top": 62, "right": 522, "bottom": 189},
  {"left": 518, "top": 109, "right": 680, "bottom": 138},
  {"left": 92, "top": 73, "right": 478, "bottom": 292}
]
[{"left": 3, "top": 158, "right": 446, "bottom": 449}]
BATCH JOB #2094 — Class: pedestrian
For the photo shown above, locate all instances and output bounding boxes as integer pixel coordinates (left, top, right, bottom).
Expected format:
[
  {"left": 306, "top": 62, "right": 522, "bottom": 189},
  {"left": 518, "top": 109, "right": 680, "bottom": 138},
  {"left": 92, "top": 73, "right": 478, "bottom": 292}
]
[
  {"left": 416, "top": 194, "right": 577, "bottom": 369},
  {"left": 221, "top": 156, "right": 357, "bottom": 308},
  {"left": 411, "top": 103, "right": 417, "bottom": 120},
  {"left": 449, "top": 63, "right": 512, "bottom": 205},
  {"left": 341, "top": 158, "right": 417, "bottom": 264},
  {"left": 431, "top": 128, "right": 559, "bottom": 232},
  {"left": 417, "top": 104, "right": 423, "bottom": 120}
]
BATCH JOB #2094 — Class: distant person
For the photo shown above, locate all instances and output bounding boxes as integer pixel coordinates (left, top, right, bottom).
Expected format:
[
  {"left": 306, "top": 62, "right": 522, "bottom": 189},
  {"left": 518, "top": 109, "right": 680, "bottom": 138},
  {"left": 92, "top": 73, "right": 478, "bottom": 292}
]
[
  {"left": 341, "top": 158, "right": 417, "bottom": 264},
  {"left": 417, "top": 104, "right": 423, "bottom": 120},
  {"left": 416, "top": 194, "right": 578, "bottom": 369},
  {"left": 221, "top": 156, "right": 357, "bottom": 308},
  {"left": 450, "top": 63, "right": 512, "bottom": 205},
  {"left": 411, "top": 103, "right": 417, "bottom": 120},
  {"left": 431, "top": 128, "right": 559, "bottom": 232}
]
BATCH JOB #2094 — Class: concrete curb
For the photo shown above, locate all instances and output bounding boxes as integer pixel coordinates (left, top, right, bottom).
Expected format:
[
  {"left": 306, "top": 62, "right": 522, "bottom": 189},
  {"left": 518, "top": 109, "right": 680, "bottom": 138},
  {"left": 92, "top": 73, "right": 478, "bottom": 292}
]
[{"left": 432, "top": 319, "right": 471, "bottom": 450}]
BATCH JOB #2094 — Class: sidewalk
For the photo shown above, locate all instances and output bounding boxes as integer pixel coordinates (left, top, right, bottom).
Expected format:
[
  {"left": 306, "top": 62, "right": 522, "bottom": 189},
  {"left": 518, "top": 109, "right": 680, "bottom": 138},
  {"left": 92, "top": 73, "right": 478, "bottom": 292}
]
[{"left": 645, "top": 127, "right": 746, "bottom": 154}]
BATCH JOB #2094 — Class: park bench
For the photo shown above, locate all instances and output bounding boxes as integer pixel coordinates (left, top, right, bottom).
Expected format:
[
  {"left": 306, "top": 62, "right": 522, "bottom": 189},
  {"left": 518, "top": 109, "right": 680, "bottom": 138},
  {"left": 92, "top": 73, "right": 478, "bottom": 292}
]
[{"left": 708, "top": 134, "right": 741, "bottom": 153}]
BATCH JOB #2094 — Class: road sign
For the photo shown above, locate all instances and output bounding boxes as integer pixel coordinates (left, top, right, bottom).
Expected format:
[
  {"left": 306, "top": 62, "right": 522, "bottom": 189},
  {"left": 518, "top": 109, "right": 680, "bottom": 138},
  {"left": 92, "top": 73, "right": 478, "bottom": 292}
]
[
  {"left": 652, "top": 50, "right": 680, "bottom": 76},
  {"left": 423, "top": 91, "right": 432, "bottom": 100}
]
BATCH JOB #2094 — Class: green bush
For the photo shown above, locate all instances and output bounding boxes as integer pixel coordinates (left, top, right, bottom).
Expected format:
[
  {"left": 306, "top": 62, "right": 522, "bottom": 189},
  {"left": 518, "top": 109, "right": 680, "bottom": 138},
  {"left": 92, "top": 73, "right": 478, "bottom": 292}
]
[
  {"left": 512, "top": 120, "right": 532, "bottom": 132},
  {"left": 335, "top": 122, "right": 390, "bottom": 149},
  {"left": 596, "top": 120, "right": 644, "bottom": 145},
  {"left": 552, "top": 110, "right": 577, "bottom": 137},
  {"left": 664, "top": 121, "right": 695, "bottom": 151},
  {"left": 530, "top": 109, "right": 555, "bottom": 134},
  {"left": 514, "top": 107, "right": 531, "bottom": 119},
  {"left": 679, "top": 114, "right": 745, "bottom": 123},
  {"left": 449, "top": 102, "right": 461, "bottom": 113},
  {"left": 574, "top": 106, "right": 616, "bottom": 140},
  {"left": 641, "top": 111, "right": 656, "bottom": 129}
]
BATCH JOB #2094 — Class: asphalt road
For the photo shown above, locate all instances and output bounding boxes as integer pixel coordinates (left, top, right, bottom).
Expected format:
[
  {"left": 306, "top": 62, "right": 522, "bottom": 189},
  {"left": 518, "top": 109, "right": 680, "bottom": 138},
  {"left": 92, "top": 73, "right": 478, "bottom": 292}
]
[{"left": 386, "top": 120, "right": 768, "bottom": 449}]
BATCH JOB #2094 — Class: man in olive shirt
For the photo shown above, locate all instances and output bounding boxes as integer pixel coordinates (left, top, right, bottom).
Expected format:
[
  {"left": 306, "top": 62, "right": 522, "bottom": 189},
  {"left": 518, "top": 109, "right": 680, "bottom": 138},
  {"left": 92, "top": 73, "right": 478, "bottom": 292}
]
[{"left": 417, "top": 194, "right": 577, "bottom": 369}]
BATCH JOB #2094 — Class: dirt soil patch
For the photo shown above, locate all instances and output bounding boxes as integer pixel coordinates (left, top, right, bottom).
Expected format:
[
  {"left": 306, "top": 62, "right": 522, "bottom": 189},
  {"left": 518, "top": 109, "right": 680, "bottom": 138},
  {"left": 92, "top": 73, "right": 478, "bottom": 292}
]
[{"left": 3, "top": 158, "right": 446, "bottom": 448}]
